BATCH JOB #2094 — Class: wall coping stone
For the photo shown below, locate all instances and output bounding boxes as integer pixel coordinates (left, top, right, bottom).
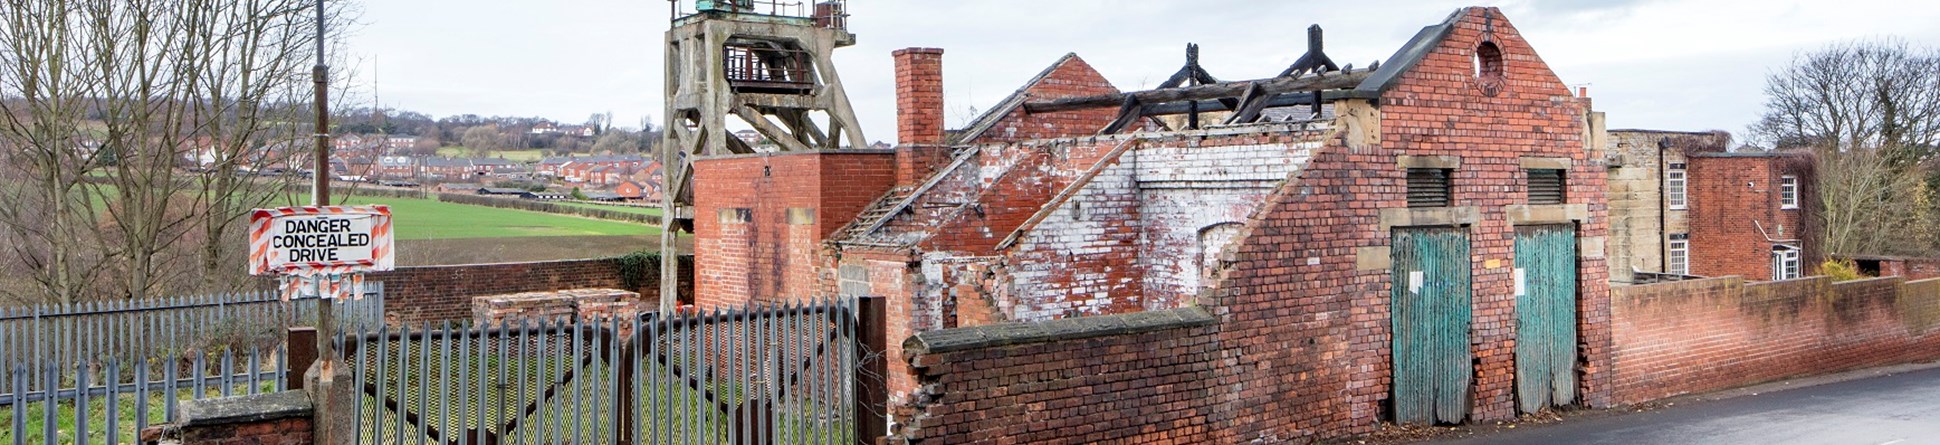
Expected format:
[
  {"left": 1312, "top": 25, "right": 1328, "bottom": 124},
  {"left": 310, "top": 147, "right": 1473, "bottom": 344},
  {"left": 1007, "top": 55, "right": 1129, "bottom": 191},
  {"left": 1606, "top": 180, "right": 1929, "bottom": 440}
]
[
  {"left": 178, "top": 390, "right": 313, "bottom": 427},
  {"left": 904, "top": 307, "right": 1214, "bottom": 355}
]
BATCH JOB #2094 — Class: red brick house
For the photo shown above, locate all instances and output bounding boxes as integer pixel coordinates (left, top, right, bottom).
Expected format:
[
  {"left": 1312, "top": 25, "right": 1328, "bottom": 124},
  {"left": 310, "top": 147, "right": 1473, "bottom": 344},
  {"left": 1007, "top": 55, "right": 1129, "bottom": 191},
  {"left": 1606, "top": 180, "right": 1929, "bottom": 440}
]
[
  {"left": 614, "top": 180, "right": 648, "bottom": 200},
  {"left": 682, "top": 7, "right": 1615, "bottom": 435},
  {"left": 1685, "top": 151, "right": 1818, "bottom": 280}
]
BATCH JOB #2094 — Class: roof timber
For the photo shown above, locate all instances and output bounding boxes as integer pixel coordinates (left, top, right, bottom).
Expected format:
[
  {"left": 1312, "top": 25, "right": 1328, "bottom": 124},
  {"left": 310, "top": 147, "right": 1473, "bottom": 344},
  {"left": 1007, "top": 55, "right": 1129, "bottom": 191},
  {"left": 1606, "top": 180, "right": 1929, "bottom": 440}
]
[{"left": 1020, "top": 70, "right": 1372, "bottom": 114}]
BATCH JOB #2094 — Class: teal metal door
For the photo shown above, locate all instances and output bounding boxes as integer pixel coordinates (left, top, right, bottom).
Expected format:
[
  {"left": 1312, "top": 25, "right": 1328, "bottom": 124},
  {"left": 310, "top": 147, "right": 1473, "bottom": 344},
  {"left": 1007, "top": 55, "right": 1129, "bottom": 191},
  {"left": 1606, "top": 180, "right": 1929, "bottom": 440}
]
[
  {"left": 1513, "top": 224, "right": 1579, "bottom": 413},
  {"left": 1391, "top": 226, "right": 1473, "bottom": 425}
]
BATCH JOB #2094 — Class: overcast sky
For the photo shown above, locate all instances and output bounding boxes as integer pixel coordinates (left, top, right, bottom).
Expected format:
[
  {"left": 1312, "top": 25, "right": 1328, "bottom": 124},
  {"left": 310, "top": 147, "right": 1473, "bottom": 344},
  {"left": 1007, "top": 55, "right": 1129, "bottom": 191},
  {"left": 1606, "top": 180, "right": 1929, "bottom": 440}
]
[{"left": 347, "top": 0, "right": 1940, "bottom": 145}]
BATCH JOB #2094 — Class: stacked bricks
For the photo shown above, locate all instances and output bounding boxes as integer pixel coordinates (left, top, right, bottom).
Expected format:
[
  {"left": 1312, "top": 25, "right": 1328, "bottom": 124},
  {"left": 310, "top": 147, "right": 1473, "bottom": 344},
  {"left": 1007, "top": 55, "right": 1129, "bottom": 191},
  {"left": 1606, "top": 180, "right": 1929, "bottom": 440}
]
[
  {"left": 1610, "top": 276, "right": 1940, "bottom": 405},
  {"left": 691, "top": 151, "right": 896, "bottom": 309},
  {"left": 1686, "top": 152, "right": 1816, "bottom": 280},
  {"left": 472, "top": 288, "right": 642, "bottom": 326},
  {"left": 893, "top": 48, "right": 946, "bottom": 145}
]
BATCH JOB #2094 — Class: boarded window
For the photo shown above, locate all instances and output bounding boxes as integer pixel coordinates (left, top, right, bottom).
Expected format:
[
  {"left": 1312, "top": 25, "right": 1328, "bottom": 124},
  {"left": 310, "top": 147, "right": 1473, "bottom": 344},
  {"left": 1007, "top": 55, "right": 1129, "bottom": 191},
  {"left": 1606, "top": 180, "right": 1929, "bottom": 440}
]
[
  {"left": 1198, "top": 223, "right": 1246, "bottom": 290},
  {"left": 1526, "top": 169, "right": 1566, "bottom": 205},
  {"left": 1407, "top": 168, "right": 1453, "bottom": 208}
]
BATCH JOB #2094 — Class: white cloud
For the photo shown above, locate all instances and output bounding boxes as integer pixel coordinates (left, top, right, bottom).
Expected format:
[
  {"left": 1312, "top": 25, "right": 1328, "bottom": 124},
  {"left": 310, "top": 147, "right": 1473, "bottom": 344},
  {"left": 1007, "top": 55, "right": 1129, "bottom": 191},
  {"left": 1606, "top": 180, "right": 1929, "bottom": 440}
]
[{"left": 351, "top": 0, "right": 1940, "bottom": 143}]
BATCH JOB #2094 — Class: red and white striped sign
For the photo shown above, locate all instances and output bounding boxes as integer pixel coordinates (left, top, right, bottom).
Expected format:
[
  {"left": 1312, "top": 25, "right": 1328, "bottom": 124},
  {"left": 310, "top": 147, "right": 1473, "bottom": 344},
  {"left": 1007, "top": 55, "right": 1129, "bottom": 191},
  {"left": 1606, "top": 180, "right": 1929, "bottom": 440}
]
[{"left": 248, "top": 205, "right": 394, "bottom": 276}]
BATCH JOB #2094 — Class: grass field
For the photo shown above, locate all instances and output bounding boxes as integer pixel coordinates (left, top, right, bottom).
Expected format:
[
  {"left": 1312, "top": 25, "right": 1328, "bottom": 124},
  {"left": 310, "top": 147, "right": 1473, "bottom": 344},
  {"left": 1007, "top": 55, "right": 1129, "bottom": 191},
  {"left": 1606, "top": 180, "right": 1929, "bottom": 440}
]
[
  {"left": 435, "top": 147, "right": 546, "bottom": 162},
  {"left": 293, "top": 194, "right": 656, "bottom": 240},
  {"left": 556, "top": 201, "right": 663, "bottom": 218}
]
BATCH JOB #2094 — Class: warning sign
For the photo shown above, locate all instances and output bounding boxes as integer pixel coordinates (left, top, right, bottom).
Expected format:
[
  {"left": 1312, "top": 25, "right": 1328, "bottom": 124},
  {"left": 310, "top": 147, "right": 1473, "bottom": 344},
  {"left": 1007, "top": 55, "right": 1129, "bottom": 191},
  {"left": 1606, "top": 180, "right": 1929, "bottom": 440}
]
[{"left": 249, "top": 206, "right": 394, "bottom": 276}]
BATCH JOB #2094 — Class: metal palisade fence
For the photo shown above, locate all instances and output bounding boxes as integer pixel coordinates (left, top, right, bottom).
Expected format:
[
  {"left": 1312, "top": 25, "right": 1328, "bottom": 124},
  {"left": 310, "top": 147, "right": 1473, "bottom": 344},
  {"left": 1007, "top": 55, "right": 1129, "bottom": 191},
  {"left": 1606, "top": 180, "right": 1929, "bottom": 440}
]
[
  {"left": 0, "top": 286, "right": 385, "bottom": 444},
  {"left": 342, "top": 297, "right": 884, "bottom": 445}
]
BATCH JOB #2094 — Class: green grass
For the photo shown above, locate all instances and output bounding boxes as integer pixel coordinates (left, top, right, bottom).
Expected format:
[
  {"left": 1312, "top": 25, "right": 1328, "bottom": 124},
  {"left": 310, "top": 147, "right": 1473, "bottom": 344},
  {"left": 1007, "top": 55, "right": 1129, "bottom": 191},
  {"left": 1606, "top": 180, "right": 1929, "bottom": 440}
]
[
  {"left": 554, "top": 201, "right": 663, "bottom": 218},
  {"left": 0, "top": 382, "right": 277, "bottom": 444},
  {"left": 293, "top": 194, "right": 657, "bottom": 240},
  {"left": 435, "top": 147, "right": 545, "bottom": 162}
]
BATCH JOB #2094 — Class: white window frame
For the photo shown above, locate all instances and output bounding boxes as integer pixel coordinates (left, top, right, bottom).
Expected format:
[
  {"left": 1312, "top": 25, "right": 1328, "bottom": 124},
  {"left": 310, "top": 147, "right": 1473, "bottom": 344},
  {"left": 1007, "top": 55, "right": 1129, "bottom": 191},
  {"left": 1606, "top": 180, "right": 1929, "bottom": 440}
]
[
  {"left": 1772, "top": 245, "right": 1802, "bottom": 280},
  {"left": 1666, "top": 167, "right": 1687, "bottom": 210},
  {"left": 1668, "top": 238, "right": 1689, "bottom": 276},
  {"left": 1779, "top": 175, "right": 1799, "bottom": 210}
]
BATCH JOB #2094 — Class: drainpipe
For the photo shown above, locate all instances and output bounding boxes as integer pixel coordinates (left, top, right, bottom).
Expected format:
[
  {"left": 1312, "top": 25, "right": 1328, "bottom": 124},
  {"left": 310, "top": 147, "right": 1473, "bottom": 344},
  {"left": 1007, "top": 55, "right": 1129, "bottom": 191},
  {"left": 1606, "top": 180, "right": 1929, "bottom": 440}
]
[{"left": 1658, "top": 137, "right": 1669, "bottom": 273}]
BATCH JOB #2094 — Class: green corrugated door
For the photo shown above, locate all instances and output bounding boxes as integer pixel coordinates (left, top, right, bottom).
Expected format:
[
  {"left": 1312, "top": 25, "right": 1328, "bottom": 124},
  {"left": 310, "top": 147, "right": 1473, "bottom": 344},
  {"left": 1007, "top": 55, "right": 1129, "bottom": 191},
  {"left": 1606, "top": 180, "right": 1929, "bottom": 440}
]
[
  {"left": 1514, "top": 224, "right": 1579, "bottom": 413},
  {"left": 1391, "top": 226, "right": 1473, "bottom": 425}
]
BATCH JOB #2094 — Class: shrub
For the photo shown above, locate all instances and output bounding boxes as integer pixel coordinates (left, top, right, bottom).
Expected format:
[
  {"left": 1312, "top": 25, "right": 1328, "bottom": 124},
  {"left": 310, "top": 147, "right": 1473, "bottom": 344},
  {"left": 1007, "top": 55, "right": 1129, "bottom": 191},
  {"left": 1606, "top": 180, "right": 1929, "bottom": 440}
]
[{"left": 1820, "top": 258, "right": 1868, "bottom": 282}]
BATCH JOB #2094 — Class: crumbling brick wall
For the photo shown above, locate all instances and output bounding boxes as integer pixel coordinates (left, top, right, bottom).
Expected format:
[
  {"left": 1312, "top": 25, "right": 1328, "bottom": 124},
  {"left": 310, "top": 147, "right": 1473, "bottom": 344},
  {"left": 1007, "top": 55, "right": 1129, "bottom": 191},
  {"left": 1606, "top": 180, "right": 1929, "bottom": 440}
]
[
  {"left": 1610, "top": 276, "right": 1940, "bottom": 405},
  {"left": 892, "top": 9, "right": 1615, "bottom": 440},
  {"left": 961, "top": 55, "right": 1120, "bottom": 144}
]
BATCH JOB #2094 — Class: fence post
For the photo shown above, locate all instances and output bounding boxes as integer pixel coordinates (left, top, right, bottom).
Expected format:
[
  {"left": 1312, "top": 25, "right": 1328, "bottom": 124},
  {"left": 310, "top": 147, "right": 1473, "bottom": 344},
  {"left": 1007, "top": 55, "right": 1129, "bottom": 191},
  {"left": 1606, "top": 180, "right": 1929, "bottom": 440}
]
[
  {"left": 852, "top": 296, "right": 887, "bottom": 445},
  {"left": 288, "top": 327, "right": 317, "bottom": 390}
]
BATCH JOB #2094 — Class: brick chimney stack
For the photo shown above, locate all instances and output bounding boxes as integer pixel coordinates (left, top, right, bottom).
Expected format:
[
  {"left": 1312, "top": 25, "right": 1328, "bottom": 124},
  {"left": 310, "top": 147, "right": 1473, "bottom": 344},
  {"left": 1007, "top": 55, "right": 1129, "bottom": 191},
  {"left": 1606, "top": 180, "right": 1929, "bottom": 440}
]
[
  {"left": 893, "top": 47, "right": 951, "bottom": 186},
  {"left": 894, "top": 48, "right": 945, "bottom": 145}
]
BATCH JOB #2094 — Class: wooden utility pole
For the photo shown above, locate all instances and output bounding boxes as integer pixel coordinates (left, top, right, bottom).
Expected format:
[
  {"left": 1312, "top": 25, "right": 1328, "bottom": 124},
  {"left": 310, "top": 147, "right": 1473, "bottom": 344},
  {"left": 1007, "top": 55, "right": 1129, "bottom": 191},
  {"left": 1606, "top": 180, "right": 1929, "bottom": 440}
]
[{"left": 307, "top": 1, "right": 352, "bottom": 443}]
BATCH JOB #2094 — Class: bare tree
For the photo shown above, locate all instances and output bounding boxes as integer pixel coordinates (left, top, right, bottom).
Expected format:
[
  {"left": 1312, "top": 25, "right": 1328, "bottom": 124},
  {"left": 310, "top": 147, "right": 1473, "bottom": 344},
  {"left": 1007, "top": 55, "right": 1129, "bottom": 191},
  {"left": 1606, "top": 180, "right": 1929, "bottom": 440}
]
[
  {"left": 1753, "top": 38, "right": 1940, "bottom": 257},
  {"left": 0, "top": 0, "right": 358, "bottom": 303},
  {"left": 1752, "top": 38, "right": 1940, "bottom": 165},
  {"left": 1818, "top": 149, "right": 1938, "bottom": 256}
]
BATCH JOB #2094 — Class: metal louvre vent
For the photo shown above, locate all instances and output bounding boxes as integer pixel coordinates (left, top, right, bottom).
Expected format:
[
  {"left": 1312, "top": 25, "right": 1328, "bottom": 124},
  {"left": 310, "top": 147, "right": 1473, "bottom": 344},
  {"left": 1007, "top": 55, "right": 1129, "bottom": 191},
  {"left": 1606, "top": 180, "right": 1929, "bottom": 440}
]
[
  {"left": 1407, "top": 168, "right": 1453, "bottom": 208},
  {"left": 1527, "top": 169, "right": 1566, "bottom": 205}
]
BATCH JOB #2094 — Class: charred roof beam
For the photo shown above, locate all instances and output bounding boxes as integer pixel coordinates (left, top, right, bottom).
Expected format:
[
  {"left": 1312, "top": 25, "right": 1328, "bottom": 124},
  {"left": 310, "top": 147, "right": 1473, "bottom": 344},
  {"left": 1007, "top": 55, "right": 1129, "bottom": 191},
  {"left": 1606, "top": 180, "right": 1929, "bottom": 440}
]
[
  {"left": 1022, "top": 70, "right": 1371, "bottom": 114},
  {"left": 1279, "top": 25, "right": 1340, "bottom": 78}
]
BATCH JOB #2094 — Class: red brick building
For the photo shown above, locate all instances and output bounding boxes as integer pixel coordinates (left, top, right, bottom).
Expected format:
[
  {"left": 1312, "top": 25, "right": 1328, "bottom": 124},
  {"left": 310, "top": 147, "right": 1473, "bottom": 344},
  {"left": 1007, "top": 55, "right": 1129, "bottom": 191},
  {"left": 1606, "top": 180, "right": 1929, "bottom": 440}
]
[
  {"left": 1685, "top": 151, "right": 1818, "bottom": 281},
  {"left": 687, "top": 6, "right": 1613, "bottom": 436}
]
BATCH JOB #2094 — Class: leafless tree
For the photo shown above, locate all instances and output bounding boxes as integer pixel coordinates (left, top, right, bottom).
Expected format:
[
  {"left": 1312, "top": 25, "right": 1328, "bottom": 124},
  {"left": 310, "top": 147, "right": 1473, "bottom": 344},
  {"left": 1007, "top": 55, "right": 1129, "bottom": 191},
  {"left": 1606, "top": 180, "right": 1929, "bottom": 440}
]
[
  {"left": 1752, "top": 38, "right": 1940, "bottom": 165},
  {"left": 1753, "top": 38, "right": 1940, "bottom": 257},
  {"left": 1818, "top": 149, "right": 1938, "bottom": 256},
  {"left": 0, "top": 0, "right": 358, "bottom": 303}
]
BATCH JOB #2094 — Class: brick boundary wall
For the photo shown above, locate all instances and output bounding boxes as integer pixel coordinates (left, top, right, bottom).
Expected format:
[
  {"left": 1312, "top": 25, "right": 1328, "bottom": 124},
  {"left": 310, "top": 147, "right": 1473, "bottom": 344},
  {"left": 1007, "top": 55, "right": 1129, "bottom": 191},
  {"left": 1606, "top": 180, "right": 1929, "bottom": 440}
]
[
  {"left": 896, "top": 308, "right": 1220, "bottom": 444},
  {"left": 279, "top": 255, "right": 694, "bottom": 323},
  {"left": 1610, "top": 275, "right": 1940, "bottom": 405},
  {"left": 147, "top": 391, "right": 314, "bottom": 445}
]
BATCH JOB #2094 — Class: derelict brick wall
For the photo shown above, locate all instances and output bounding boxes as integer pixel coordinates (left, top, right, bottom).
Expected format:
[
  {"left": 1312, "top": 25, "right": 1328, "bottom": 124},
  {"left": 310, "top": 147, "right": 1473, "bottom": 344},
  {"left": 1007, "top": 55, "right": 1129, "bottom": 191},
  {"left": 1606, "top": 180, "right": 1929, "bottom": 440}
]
[
  {"left": 693, "top": 152, "right": 895, "bottom": 308},
  {"left": 1003, "top": 154, "right": 1146, "bottom": 320},
  {"left": 898, "top": 309, "right": 1220, "bottom": 444},
  {"left": 966, "top": 56, "right": 1120, "bottom": 144},
  {"left": 365, "top": 256, "right": 694, "bottom": 323},
  {"left": 1686, "top": 154, "right": 1813, "bottom": 280},
  {"left": 1610, "top": 276, "right": 1940, "bottom": 405},
  {"left": 1199, "top": 7, "right": 1611, "bottom": 440},
  {"left": 895, "top": 8, "right": 1613, "bottom": 441}
]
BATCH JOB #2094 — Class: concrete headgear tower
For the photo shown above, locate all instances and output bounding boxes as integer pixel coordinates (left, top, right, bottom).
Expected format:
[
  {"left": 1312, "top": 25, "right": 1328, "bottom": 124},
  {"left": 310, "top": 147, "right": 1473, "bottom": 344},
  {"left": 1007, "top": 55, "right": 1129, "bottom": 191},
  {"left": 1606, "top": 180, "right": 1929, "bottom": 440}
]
[{"left": 659, "top": 0, "right": 866, "bottom": 308}]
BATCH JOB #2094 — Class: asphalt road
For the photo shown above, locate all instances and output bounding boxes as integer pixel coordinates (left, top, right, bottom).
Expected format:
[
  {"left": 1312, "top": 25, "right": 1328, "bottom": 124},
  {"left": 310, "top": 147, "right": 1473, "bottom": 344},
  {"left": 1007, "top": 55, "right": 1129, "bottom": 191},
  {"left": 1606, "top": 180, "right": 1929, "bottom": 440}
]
[{"left": 1431, "top": 366, "right": 1940, "bottom": 445}]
